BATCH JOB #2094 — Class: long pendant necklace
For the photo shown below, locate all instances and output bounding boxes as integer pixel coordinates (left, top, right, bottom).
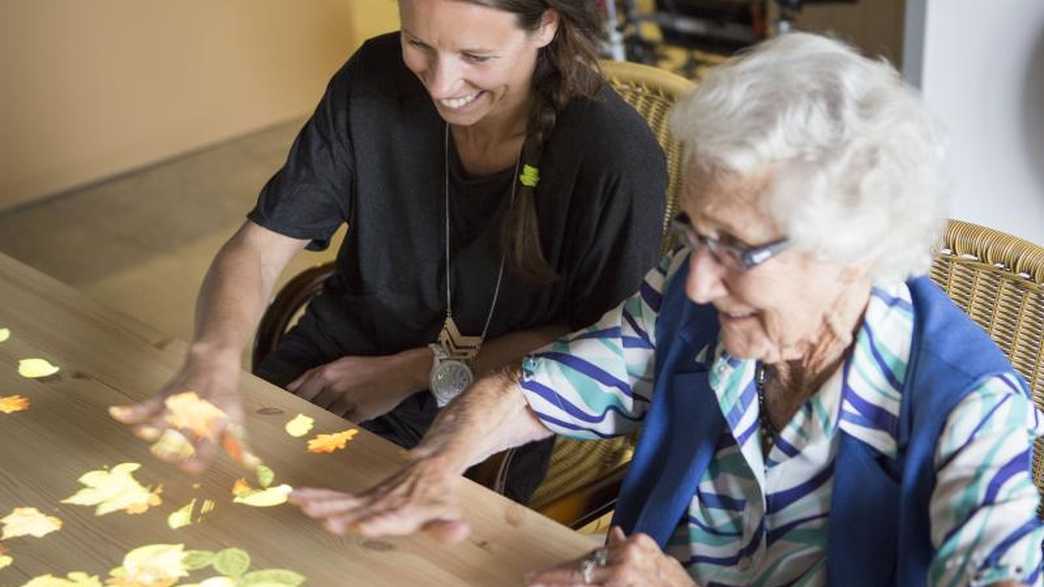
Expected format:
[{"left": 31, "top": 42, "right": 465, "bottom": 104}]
[{"left": 437, "top": 123, "right": 519, "bottom": 358}]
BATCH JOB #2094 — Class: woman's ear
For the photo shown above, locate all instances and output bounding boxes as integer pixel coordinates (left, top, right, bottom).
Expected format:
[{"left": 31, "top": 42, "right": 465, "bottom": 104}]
[{"left": 533, "top": 9, "right": 560, "bottom": 48}]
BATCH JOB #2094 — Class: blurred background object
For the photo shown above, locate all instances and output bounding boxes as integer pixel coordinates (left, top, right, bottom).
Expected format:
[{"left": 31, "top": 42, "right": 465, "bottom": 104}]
[{"left": 2, "top": 0, "right": 1041, "bottom": 364}]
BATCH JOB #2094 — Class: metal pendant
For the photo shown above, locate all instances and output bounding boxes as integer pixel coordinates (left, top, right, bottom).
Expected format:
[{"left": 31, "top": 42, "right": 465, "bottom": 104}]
[{"left": 438, "top": 316, "right": 481, "bottom": 359}]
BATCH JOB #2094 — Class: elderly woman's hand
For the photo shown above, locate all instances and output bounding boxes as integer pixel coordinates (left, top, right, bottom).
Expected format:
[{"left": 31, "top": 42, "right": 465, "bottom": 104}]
[
  {"left": 526, "top": 527, "right": 698, "bottom": 587},
  {"left": 289, "top": 455, "right": 470, "bottom": 542}
]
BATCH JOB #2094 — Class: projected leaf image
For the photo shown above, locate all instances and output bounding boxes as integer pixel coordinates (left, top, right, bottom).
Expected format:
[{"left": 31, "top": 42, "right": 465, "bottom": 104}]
[
  {"left": 18, "top": 358, "right": 59, "bottom": 379},
  {"left": 167, "top": 499, "right": 216, "bottom": 530},
  {"left": 0, "top": 394, "right": 30, "bottom": 414},
  {"left": 163, "top": 392, "right": 226, "bottom": 442},
  {"left": 284, "top": 414, "right": 314, "bottom": 438},
  {"left": 106, "top": 543, "right": 189, "bottom": 587},
  {"left": 61, "top": 463, "right": 163, "bottom": 516},
  {"left": 0, "top": 328, "right": 9, "bottom": 342},
  {"left": 231, "top": 477, "right": 292, "bottom": 508},
  {"left": 1, "top": 507, "right": 63, "bottom": 539},
  {"left": 17, "top": 543, "right": 306, "bottom": 587},
  {"left": 149, "top": 429, "right": 195, "bottom": 462},
  {"left": 19, "top": 572, "right": 102, "bottom": 586},
  {"left": 306, "top": 429, "right": 358, "bottom": 454},
  {"left": 0, "top": 543, "right": 12, "bottom": 570}
]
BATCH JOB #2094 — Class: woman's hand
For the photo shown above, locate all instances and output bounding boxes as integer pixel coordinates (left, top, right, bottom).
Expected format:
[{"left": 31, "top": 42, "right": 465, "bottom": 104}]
[
  {"left": 289, "top": 455, "right": 469, "bottom": 542},
  {"left": 109, "top": 348, "right": 259, "bottom": 474},
  {"left": 526, "top": 527, "right": 698, "bottom": 587},
  {"left": 286, "top": 348, "right": 431, "bottom": 422}
]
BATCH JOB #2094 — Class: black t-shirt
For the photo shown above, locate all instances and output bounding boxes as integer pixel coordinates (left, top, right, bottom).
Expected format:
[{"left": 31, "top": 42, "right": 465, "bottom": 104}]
[{"left": 248, "top": 33, "right": 667, "bottom": 360}]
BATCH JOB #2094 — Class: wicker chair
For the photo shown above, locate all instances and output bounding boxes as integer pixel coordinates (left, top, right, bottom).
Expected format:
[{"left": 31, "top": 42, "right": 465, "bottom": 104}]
[
  {"left": 252, "top": 61, "right": 694, "bottom": 528},
  {"left": 930, "top": 219, "right": 1044, "bottom": 518}
]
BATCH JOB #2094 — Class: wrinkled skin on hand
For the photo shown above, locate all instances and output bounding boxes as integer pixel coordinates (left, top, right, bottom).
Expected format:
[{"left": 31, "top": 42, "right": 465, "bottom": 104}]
[
  {"left": 289, "top": 456, "right": 469, "bottom": 542},
  {"left": 526, "top": 527, "right": 698, "bottom": 587}
]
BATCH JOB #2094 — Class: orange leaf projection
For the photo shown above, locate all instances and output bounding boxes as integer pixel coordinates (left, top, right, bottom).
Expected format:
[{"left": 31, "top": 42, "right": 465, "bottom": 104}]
[
  {"left": 231, "top": 478, "right": 252, "bottom": 498},
  {"left": 1, "top": 507, "right": 63, "bottom": 539},
  {"left": 0, "top": 394, "right": 30, "bottom": 414},
  {"left": 306, "top": 429, "right": 359, "bottom": 454},
  {"left": 163, "top": 392, "right": 226, "bottom": 442}
]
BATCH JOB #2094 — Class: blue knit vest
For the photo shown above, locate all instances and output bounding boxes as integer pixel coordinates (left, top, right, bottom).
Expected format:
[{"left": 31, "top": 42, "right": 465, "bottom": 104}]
[{"left": 610, "top": 260, "right": 1023, "bottom": 586}]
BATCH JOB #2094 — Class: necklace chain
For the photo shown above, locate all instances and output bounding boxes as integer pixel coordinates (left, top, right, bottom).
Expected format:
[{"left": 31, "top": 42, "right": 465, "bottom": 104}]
[
  {"left": 442, "top": 123, "right": 518, "bottom": 348},
  {"left": 755, "top": 362, "right": 779, "bottom": 448}
]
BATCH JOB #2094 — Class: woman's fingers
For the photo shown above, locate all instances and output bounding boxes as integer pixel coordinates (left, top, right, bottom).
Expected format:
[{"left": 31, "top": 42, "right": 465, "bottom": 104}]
[
  {"left": 421, "top": 519, "right": 470, "bottom": 543},
  {"left": 179, "top": 435, "right": 220, "bottom": 475},
  {"left": 109, "top": 396, "right": 164, "bottom": 425},
  {"left": 293, "top": 493, "right": 363, "bottom": 518},
  {"left": 290, "top": 371, "right": 326, "bottom": 402},
  {"left": 525, "top": 555, "right": 609, "bottom": 587}
]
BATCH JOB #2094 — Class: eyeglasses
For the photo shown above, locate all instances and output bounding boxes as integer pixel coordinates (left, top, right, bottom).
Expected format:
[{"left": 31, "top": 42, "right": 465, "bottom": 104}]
[{"left": 670, "top": 212, "right": 790, "bottom": 271}]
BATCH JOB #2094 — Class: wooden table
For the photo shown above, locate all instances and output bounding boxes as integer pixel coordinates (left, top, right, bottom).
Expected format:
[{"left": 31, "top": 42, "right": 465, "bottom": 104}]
[{"left": 0, "top": 252, "right": 594, "bottom": 586}]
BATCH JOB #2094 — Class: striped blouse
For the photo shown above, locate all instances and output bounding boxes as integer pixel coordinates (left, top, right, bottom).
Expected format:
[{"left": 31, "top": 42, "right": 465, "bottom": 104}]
[{"left": 520, "top": 250, "right": 1043, "bottom": 586}]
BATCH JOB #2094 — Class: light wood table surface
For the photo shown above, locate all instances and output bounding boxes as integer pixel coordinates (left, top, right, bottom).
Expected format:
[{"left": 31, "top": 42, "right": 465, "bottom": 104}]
[{"left": 0, "top": 252, "right": 595, "bottom": 586}]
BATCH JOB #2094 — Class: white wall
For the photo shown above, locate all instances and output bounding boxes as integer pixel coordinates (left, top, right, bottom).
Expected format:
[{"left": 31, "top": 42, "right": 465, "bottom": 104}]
[{"left": 904, "top": 0, "right": 1044, "bottom": 244}]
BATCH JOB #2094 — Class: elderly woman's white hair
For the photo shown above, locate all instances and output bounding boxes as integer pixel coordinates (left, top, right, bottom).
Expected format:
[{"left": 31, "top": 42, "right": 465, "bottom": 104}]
[{"left": 670, "top": 32, "right": 948, "bottom": 282}]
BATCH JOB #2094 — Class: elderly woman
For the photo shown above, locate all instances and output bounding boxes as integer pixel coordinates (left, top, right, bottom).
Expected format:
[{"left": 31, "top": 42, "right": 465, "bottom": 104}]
[{"left": 289, "top": 33, "right": 1044, "bottom": 586}]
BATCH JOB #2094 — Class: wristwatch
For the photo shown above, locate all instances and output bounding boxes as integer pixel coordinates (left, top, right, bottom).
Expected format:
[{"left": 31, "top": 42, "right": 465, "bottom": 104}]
[{"left": 428, "top": 343, "right": 474, "bottom": 407}]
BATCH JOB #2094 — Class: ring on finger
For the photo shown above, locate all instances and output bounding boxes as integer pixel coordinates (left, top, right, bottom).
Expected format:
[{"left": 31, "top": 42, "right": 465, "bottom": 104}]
[{"left": 579, "top": 547, "right": 609, "bottom": 584}]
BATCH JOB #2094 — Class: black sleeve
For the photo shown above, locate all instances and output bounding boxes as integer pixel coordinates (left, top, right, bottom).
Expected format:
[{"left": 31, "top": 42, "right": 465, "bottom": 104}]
[
  {"left": 247, "top": 57, "right": 356, "bottom": 251},
  {"left": 565, "top": 103, "right": 668, "bottom": 330}
]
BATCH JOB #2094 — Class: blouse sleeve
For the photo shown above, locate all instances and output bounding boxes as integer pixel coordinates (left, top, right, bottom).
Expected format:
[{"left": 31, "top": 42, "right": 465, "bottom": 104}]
[
  {"left": 247, "top": 57, "right": 356, "bottom": 251},
  {"left": 520, "top": 251, "right": 685, "bottom": 440},
  {"left": 928, "top": 372, "right": 1044, "bottom": 586}
]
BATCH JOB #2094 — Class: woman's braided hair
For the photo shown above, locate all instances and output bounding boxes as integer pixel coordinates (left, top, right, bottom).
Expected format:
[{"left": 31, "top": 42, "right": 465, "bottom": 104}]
[{"left": 464, "top": 0, "right": 604, "bottom": 283}]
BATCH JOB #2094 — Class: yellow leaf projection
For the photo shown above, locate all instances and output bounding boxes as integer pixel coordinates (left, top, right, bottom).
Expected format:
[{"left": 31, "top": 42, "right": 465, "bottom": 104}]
[
  {"left": 149, "top": 429, "right": 195, "bottom": 462},
  {"left": 232, "top": 484, "right": 293, "bottom": 507},
  {"left": 167, "top": 499, "right": 195, "bottom": 530},
  {"left": 166, "top": 499, "right": 215, "bottom": 530},
  {"left": 306, "top": 429, "right": 359, "bottom": 454},
  {"left": 0, "top": 327, "right": 9, "bottom": 342},
  {"left": 106, "top": 543, "right": 188, "bottom": 587},
  {"left": 0, "top": 554, "right": 11, "bottom": 569},
  {"left": 163, "top": 392, "right": 226, "bottom": 442},
  {"left": 20, "top": 572, "right": 102, "bottom": 587},
  {"left": 18, "top": 358, "right": 60, "bottom": 379},
  {"left": 21, "top": 544, "right": 305, "bottom": 587},
  {"left": 1, "top": 507, "right": 63, "bottom": 539},
  {"left": 0, "top": 394, "right": 30, "bottom": 414},
  {"left": 284, "top": 414, "right": 314, "bottom": 438},
  {"left": 61, "top": 463, "right": 163, "bottom": 516}
]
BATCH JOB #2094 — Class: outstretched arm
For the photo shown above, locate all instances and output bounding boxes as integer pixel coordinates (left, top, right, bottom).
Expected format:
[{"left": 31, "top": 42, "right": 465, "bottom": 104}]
[{"left": 289, "top": 366, "right": 552, "bottom": 540}]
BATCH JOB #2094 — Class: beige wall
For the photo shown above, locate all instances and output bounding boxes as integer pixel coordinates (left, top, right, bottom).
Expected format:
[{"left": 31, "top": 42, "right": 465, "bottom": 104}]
[{"left": 0, "top": 0, "right": 400, "bottom": 212}]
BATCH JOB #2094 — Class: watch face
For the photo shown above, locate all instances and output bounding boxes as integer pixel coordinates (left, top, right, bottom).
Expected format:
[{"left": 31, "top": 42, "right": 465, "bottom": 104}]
[{"left": 431, "top": 360, "right": 473, "bottom": 406}]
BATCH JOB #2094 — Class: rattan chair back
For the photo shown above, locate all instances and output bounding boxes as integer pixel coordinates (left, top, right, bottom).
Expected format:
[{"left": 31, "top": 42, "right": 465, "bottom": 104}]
[{"left": 929, "top": 219, "right": 1044, "bottom": 517}]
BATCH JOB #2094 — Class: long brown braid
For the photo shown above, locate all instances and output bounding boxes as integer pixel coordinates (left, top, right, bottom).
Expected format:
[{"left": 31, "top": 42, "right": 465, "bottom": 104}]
[{"left": 464, "top": 0, "right": 605, "bottom": 283}]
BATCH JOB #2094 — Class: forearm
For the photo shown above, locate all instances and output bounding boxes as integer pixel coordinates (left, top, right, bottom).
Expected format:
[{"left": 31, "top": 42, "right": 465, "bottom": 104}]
[
  {"left": 410, "top": 367, "right": 553, "bottom": 474},
  {"left": 189, "top": 222, "right": 307, "bottom": 363}
]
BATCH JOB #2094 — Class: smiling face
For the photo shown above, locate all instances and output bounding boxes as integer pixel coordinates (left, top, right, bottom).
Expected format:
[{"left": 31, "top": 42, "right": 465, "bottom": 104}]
[
  {"left": 398, "top": 0, "right": 557, "bottom": 128},
  {"left": 680, "top": 162, "right": 868, "bottom": 364}
]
